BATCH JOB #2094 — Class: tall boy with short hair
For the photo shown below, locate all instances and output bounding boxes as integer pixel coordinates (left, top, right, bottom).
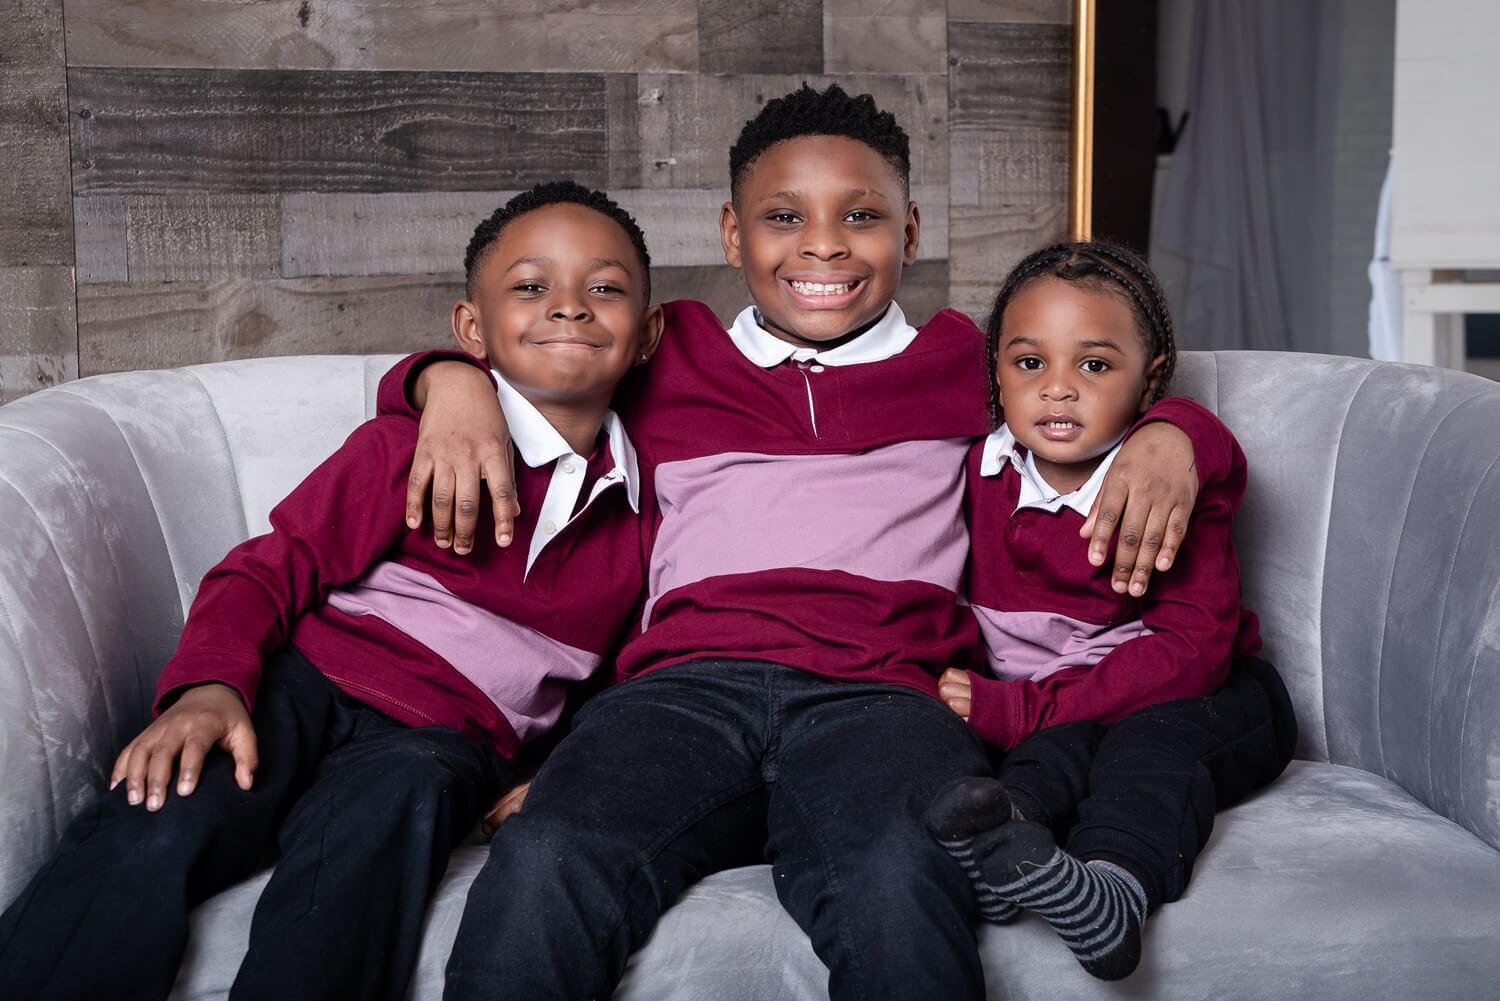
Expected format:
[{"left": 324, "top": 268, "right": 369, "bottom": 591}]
[
  {"left": 0, "top": 181, "right": 661, "bottom": 1001},
  {"left": 380, "top": 85, "right": 1233, "bottom": 1001}
]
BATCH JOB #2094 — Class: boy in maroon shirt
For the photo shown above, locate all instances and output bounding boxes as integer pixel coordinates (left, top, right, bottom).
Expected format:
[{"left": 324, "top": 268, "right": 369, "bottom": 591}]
[
  {"left": 381, "top": 87, "right": 1249, "bottom": 1001},
  {"left": 0, "top": 182, "right": 661, "bottom": 1001},
  {"left": 928, "top": 242, "right": 1295, "bottom": 980}
]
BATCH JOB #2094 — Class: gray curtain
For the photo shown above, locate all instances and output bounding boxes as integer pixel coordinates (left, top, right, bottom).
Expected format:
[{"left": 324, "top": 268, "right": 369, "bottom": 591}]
[{"left": 1152, "top": 1, "right": 1343, "bottom": 352}]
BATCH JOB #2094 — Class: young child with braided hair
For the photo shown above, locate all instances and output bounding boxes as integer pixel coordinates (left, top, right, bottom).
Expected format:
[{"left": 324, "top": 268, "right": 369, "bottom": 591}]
[{"left": 927, "top": 241, "right": 1297, "bottom": 980}]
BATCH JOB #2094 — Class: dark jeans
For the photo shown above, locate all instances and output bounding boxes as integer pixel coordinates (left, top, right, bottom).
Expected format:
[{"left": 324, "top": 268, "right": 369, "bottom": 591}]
[
  {"left": 0, "top": 647, "right": 508, "bottom": 1001},
  {"left": 444, "top": 660, "right": 994, "bottom": 1001},
  {"left": 998, "top": 655, "right": 1297, "bottom": 912}
]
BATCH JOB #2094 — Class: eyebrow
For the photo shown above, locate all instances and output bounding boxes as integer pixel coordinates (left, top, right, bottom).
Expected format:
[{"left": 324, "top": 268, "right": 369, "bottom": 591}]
[
  {"left": 504, "top": 255, "right": 553, "bottom": 272},
  {"left": 757, "top": 188, "right": 892, "bottom": 203},
  {"left": 588, "top": 257, "right": 632, "bottom": 273},
  {"left": 1077, "top": 339, "right": 1125, "bottom": 352}
]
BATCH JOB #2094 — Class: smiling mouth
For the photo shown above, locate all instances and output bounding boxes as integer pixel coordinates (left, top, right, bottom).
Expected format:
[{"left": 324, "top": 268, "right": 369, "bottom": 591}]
[
  {"left": 788, "top": 279, "right": 861, "bottom": 296},
  {"left": 534, "top": 338, "right": 603, "bottom": 350},
  {"left": 1040, "top": 419, "right": 1080, "bottom": 430}
]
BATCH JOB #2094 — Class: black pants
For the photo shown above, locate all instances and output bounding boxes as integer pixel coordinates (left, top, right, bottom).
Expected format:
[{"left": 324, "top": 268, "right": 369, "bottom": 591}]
[
  {"left": 997, "top": 656, "right": 1297, "bottom": 912},
  {"left": 445, "top": 660, "right": 994, "bottom": 1001},
  {"left": 0, "top": 647, "right": 509, "bottom": 1001}
]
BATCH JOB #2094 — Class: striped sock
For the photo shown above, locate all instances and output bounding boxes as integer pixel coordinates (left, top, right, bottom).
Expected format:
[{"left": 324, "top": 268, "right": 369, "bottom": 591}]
[
  {"left": 926, "top": 777, "right": 1020, "bottom": 923},
  {"left": 974, "top": 821, "right": 1147, "bottom": 981}
]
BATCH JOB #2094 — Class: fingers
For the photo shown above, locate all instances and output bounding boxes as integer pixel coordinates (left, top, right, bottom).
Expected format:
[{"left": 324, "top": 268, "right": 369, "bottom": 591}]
[
  {"left": 176, "top": 738, "right": 209, "bottom": 797},
  {"left": 144, "top": 735, "right": 185, "bottom": 812},
  {"left": 481, "top": 782, "right": 531, "bottom": 836},
  {"left": 222, "top": 721, "right": 259, "bottom": 791},
  {"left": 110, "top": 743, "right": 133, "bottom": 791},
  {"left": 1124, "top": 504, "right": 1174, "bottom": 597},
  {"left": 405, "top": 450, "right": 435, "bottom": 531},
  {"left": 1084, "top": 477, "right": 1129, "bottom": 567},
  {"left": 937, "top": 668, "right": 972, "bottom": 720},
  {"left": 483, "top": 451, "right": 520, "bottom": 549},
  {"left": 452, "top": 463, "right": 482, "bottom": 556},
  {"left": 430, "top": 461, "right": 458, "bottom": 549},
  {"left": 1156, "top": 505, "right": 1190, "bottom": 572}
]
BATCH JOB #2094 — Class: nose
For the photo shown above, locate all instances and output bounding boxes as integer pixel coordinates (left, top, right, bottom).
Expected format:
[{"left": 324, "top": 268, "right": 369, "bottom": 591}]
[
  {"left": 1039, "top": 372, "right": 1078, "bottom": 402},
  {"left": 548, "top": 291, "right": 592, "bottom": 323},
  {"left": 798, "top": 215, "right": 850, "bottom": 261}
]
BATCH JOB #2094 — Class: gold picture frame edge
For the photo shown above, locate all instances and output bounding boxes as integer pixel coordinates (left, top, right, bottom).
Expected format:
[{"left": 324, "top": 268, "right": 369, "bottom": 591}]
[{"left": 1070, "top": 0, "right": 1096, "bottom": 242}]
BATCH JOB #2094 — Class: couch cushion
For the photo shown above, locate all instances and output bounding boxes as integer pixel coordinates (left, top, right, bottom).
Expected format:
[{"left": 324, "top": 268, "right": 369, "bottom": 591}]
[{"left": 168, "top": 761, "right": 1500, "bottom": 1000}]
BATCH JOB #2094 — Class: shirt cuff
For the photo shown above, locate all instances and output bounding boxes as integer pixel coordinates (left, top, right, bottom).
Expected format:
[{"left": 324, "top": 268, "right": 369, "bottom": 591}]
[
  {"left": 374, "top": 349, "right": 493, "bottom": 419},
  {"left": 966, "top": 671, "right": 1023, "bottom": 751}
]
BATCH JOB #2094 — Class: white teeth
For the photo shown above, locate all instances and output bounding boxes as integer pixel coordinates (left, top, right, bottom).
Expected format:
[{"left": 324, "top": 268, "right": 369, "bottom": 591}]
[
  {"left": 1046, "top": 421, "right": 1075, "bottom": 429},
  {"left": 790, "top": 280, "right": 854, "bottom": 295}
]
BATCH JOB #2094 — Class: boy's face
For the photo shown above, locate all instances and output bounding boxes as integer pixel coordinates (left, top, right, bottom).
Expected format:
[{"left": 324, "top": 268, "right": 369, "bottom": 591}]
[
  {"left": 453, "top": 203, "right": 662, "bottom": 407},
  {"left": 997, "top": 277, "right": 1164, "bottom": 487},
  {"left": 721, "top": 135, "right": 918, "bottom": 349}
]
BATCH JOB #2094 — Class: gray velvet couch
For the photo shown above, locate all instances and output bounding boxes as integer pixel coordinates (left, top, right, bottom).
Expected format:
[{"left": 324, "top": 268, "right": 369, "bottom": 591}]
[{"left": 2, "top": 350, "right": 1498, "bottom": 1000}]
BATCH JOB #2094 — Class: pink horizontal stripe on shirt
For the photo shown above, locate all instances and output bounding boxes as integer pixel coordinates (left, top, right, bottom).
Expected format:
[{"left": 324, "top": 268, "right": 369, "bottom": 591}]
[
  {"left": 644, "top": 439, "right": 972, "bottom": 627},
  {"left": 326, "top": 561, "right": 598, "bottom": 743},
  {"left": 971, "top": 604, "right": 1153, "bottom": 682}
]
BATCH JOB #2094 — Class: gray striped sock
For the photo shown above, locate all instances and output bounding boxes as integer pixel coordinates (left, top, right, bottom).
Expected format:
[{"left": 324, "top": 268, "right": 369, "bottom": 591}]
[
  {"left": 935, "top": 834, "right": 1020, "bottom": 922},
  {"left": 977, "top": 821, "right": 1147, "bottom": 980}
]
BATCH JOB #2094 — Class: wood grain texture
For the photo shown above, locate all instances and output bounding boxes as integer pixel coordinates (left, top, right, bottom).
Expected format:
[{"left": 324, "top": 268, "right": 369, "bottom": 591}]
[
  {"left": 823, "top": 0, "right": 946, "bottom": 74},
  {"left": 948, "top": 21, "right": 1071, "bottom": 133},
  {"left": 78, "top": 276, "right": 463, "bottom": 375},
  {"left": 948, "top": 201, "right": 1067, "bottom": 319},
  {"left": 73, "top": 196, "right": 128, "bottom": 283},
  {"left": 0, "top": 0, "right": 73, "bottom": 267},
  {"left": 635, "top": 73, "right": 948, "bottom": 189},
  {"left": 946, "top": 0, "right": 1070, "bottom": 23},
  {"left": 126, "top": 194, "right": 281, "bottom": 282},
  {"left": 62, "top": 0, "right": 697, "bottom": 73},
  {"left": 69, "top": 69, "right": 609, "bottom": 195},
  {"left": 698, "top": 0, "right": 823, "bottom": 74},
  {"left": 280, "top": 189, "right": 734, "bottom": 279},
  {"left": 950, "top": 128, "right": 1068, "bottom": 209},
  {"left": 0, "top": 266, "right": 79, "bottom": 403},
  {"left": 607, "top": 75, "right": 644, "bottom": 190}
]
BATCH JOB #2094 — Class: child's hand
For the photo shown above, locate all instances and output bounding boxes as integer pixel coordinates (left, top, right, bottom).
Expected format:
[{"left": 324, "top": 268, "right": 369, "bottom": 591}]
[
  {"left": 481, "top": 781, "right": 532, "bottom": 837},
  {"left": 404, "top": 362, "right": 517, "bottom": 554},
  {"left": 938, "top": 668, "right": 973, "bottom": 721},
  {"left": 1083, "top": 422, "right": 1197, "bottom": 597},
  {"left": 109, "top": 683, "right": 257, "bottom": 812}
]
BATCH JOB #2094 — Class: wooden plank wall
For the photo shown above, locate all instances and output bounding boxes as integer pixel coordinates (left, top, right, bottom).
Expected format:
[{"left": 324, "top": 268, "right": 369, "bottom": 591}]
[{"left": 0, "top": 0, "right": 1071, "bottom": 402}]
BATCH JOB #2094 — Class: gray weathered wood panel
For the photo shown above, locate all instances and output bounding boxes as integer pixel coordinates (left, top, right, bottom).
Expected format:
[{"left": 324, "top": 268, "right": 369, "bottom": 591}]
[
  {"left": 69, "top": 69, "right": 610, "bottom": 195},
  {"left": 948, "top": 21, "right": 1071, "bottom": 133},
  {"left": 62, "top": 0, "right": 697, "bottom": 74},
  {"left": 634, "top": 73, "right": 948, "bottom": 190},
  {"left": 0, "top": 266, "right": 79, "bottom": 402},
  {"left": 949, "top": 201, "right": 1068, "bottom": 320},
  {"left": 699, "top": 0, "right": 823, "bottom": 74},
  {"left": 74, "top": 196, "right": 128, "bottom": 283},
  {"left": 823, "top": 0, "right": 946, "bottom": 74},
  {"left": 78, "top": 276, "right": 463, "bottom": 375},
  {"left": 127, "top": 194, "right": 281, "bottom": 282},
  {"left": 607, "top": 75, "right": 645, "bottom": 190},
  {"left": 1, "top": 0, "right": 73, "bottom": 267},
  {"left": 947, "top": 0, "right": 1070, "bottom": 23}
]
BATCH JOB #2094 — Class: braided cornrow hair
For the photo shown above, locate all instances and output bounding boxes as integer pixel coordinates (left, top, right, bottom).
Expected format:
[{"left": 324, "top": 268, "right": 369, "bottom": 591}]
[{"left": 981, "top": 240, "right": 1176, "bottom": 429}]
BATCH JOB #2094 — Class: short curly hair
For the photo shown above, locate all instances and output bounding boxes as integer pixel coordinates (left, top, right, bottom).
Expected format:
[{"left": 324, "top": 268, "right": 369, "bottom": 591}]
[
  {"left": 728, "top": 83, "right": 910, "bottom": 200},
  {"left": 983, "top": 241, "right": 1177, "bottom": 428},
  {"left": 464, "top": 180, "right": 651, "bottom": 300}
]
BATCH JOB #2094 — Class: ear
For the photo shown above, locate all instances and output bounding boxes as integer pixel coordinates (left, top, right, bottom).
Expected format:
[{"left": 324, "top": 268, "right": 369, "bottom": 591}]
[
  {"left": 1138, "top": 354, "right": 1167, "bottom": 412},
  {"left": 902, "top": 200, "right": 921, "bottom": 266},
  {"left": 720, "top": 201, "right": 744, "bottom": 270},
  {"left": 451, "top": 299, "right": 487, "bottom": 360},
  {"left": 634, "top": 304, "right": 666, "bottom": 365}
]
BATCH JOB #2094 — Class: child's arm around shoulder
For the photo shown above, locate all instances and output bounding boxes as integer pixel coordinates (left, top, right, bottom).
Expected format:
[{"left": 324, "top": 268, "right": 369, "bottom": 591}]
[
  {"left": 1085, "top": 396, "right": 1239, "bottom": 598},
  {"left": 375, "top": 351, "right": 514, "bottom": 555},
  {"left": 961, "top": 419, "right": 1252, "bottom": 751}
]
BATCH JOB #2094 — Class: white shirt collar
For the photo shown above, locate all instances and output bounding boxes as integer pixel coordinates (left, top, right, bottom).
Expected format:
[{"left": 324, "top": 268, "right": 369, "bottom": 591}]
[
  {"left": 723, "top": 302, "right": 920, "bottom": 368},
  {"left": 492, "top": 372, "right": 640, "bottom": 577},
  {"left": 979, "top": 425, "right": 1125, "bottom": 517}
]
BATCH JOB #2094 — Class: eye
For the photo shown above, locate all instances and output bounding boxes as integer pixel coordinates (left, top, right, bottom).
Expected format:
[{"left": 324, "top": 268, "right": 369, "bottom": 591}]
[
  {"left": 590, "top": 282, "right": 625, "bottom": 296},
  {"left": 513, "top": 281, "right": 546, "bottom": 294},
  {"left": 1081, "top": 359, "right": 1110, "bottom": 374},
  {"left": 1015, "top": 356, "right": 1043, "bottom": 371},
  {"left": 766, "top": 211, "right": 801, "bottom": 226},
  {"left": 844, "top": 210, "right": 880, "bottom": 224}
]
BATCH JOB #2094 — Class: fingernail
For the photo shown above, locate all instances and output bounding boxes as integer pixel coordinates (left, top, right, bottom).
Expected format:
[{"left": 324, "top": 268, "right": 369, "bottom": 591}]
[
  {"left": 1130, "top": 584, "right": 1144, "bottom": 596},
  {"left": 436, "top": 539, "right": 451, "bottom": 548},
  {"left": 1157, "top": 557, "right": 1171, "bottom": 570},
  {"left": 498, "top": 534, "right": 511, "bottom": 546},
  {"left": 147, "top": 794, "right": 160, "bottom": 810},
  {"left": 178, "top": 779, "right": 191, "bottom": 795},
  {"left": 1113, "top": 581, "right": 1128, "bottom": 593},
  {"left": 127, "top": 789, "right": 141, "bottom": 805},
  {"left": 407, "top": 516, "right": 420, "bottom": 529}
]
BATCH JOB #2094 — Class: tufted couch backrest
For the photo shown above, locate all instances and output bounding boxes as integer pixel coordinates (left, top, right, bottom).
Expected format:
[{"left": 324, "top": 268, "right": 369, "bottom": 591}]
[{"left": 1, "top": 351, "right": 1497, "bottom": 909}]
